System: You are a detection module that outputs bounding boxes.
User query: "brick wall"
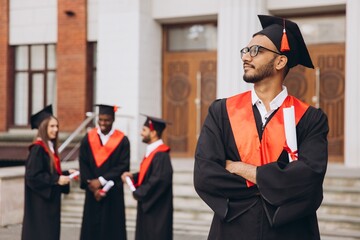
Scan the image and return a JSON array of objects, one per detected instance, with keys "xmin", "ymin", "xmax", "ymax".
[
  {"xmin": 57, "ymin": 0, "xmax": 88, "ymax": 132},
  {"xmin": 0, "ymin": 0, "xmax": 10, "ymax": 131}
]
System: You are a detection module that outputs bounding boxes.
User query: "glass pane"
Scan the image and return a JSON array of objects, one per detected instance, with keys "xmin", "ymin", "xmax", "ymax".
[
  {"xmin": 47, "ymin": 71, "xmax": 56, "ymax": 105},
  {"xmin": 32, "ymin": 73, "xmax": 45, "ymax": 114},
  {"xmin": 14, "ymin": 73, "xmax": 29, "ymax": 125},
  {"xmin": 168, "ymin": 24, "xmax": 217, "ymax": 51},
  {"xmin": 31, "ymin": 45, "xmax": 45, "ymax": 70},
  {"xmin": 291, "ymin": 15, "xmax": 345, "ymax": 44},
  {"xmin": 47, "ymin": 44, "xmax": 57, "ymax": 69},
  {"xmin": 15, "ymin": 46, "xmax": 28, "ymax": 71}
]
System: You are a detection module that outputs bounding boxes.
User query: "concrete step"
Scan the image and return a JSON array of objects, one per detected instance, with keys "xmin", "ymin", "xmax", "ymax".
[
  {"xmin": 319, "ymin": 200, "xmax": 360, "ymax": 217},
  {"xmin": 318, "ymin": 213, "xmax": 360, "ymax": 232},
  {"xmin": 61, "ymin": 162, "xmax": 360, "ymax": 240},
  {"xmin": 320, "ymin": 229, "xmax": 360, "ymax": 240}
]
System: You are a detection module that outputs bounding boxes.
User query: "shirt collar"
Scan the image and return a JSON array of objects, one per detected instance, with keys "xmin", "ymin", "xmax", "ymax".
[
  {"xmin": 145, "ymin": 139, "xmax": 164, "ymax": 157},
  {"xmin": 97, "ymin": 127, "xmax": 115, "ymax": 137},
  {"xmin": 251, "ymin": 86, "xmax": 288, "ymax": 110}
]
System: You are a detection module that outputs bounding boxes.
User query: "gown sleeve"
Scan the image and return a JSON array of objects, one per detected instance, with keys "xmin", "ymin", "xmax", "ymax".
[
  {"xmin": 25, "ymin": 145, "xmax": 60, "ymax": 199},
  {"xmin": 256, "ymin": 106, "xmax": 329, "ymax": 226},
  {"xmin": 79, "ymin": 135, "xmax": 94, "ymax": 190},
  {"xmin": 133, "ymin": 152, "xmax": 173, "ymax": 212},
  {"xmin": 194, "ymin": 99, "xmax": 259, "ymax": 221}
]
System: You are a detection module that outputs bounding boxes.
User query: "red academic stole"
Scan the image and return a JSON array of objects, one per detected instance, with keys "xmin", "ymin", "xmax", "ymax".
[
  {"xmin": 136, "ymin": 144, "xmax": 170, "ymax": 187},
  {"xmin": 32, "ymin": 140, "xmax": 62, "ymax": 175},
  {"xmin": 88, "ymin": 128, "xmax": 125, "ymax": 167},
  {"xmin": 226, "ymin": 91, "xmax": 309, "ymax": 187}
]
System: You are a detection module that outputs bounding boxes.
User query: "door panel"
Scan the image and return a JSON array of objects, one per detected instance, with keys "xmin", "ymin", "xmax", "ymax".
[
  {"xmin": 163, "ymin": 52, "xmax": 217, "ymax": 157},
  {"xmin": 285, "ymin": 43, "xmax": 345, "ymax": 163}
]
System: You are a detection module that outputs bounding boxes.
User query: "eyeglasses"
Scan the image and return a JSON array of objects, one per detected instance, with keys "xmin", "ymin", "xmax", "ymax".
[{"xmin": 240, "ymin": 45, "xmax": 281, "ymax": 58}]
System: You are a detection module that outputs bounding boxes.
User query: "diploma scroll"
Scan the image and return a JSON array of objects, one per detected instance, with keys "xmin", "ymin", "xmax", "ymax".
[
  {"xmin": 125, "ymin": 176, "xmax": 136, "ymax": 192},
  {"xmin": 68, "ymin": 171, "xmax": 80, "ymax": 180},
  {"xmin": 283, "ymin": 106, "xmax": 298, "ymax": 162},
  {"xmin": 99, "ymin": 180, "xmax": 114, "ymax": 196}
]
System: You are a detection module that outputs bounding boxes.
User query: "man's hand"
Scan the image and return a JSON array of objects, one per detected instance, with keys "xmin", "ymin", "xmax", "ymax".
[
  {"xmin": 226, "ymin": 160, "xmax": 257, "ymax": 184},
  {"xmin": 121, "ymin": 172, "xmax": 133, "ymax": 183},
  {"xmin": 87, "ymin": 179, "xmax": 102, "ymax": 192},
  {"xmin": 58, "ymin": 175, "xmax": 70, "ymax": 185},
  {"xmin": 94, "ymin": 189, "xmax": 104, "ymax": 201}
]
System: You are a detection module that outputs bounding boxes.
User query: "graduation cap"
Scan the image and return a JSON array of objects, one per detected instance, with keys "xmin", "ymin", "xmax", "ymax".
[
  {"xmin": 254, "ymin": 15, "xmax": 314, "ymax": 69},
  {"xmin": 30, "ymin": 105, "xmax": 53, "ymax": 129},
  {"xmin": 141, "ymin": 114, "xmax": 169, "ymax": 136},
  {"xmin": 94, "ymin": 104, "xmax": 119, "ymax": 117}
]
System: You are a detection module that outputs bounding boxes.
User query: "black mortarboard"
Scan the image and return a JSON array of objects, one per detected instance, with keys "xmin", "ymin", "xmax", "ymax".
[
  {"xmin": 254, "ymin": 15, "xmax": 314, "ymax": 69},
  {"xmin": 30, "ymin": 105, "xmax": 53, "ymax": 129},
  {"xmin": 142, "ymin": 114, "xmax": 168, "ymax": 135},
  {"xmin": 94, "ymin": 104, "xmax": 118, "ymax": 117}
]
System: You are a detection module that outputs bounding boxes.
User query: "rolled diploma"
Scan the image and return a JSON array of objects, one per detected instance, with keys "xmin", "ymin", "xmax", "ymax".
[
  {"xmin": 102, "ymin": 180, "xmax": 114, "ymax": 192},
  {"xmin": 125, "ymin": 176, "xmax": 136, "ymax": 192},
  {"xmin": 68, "ymin": 171, "xmax": 80, "ymax": 179},
  {"xmin": 283, "ymin": 106, "xmax": 297, "ymax": 162}
]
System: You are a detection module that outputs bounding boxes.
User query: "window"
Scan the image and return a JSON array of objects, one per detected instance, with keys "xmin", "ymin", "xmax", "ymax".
[
  {"xmin": 167, "ymin": 23, "xmax": 217, "ymax": 52},
  {"xmin": 14, "ymin": 44, "xmax": 56, "ymax": 126}
]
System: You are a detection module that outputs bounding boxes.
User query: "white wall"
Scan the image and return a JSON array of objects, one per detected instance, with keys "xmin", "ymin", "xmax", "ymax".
[
  {"xmin": 9, "ymin": 0, "xmax": 57, "ymax": 45},
  {"xmin": 96, "ymin": 0, "xmax": 162, "ymax": 162},
  {"xmin": 152, "ymin": 0, "xmax": 219, "ymax": 22},
  {"xmin": 267, "ymin": 0, "xmax": 346, "ymax": 14},
  {"xmin": 345, "ymin": 0, "xmax": 360, "ymax": 168}
]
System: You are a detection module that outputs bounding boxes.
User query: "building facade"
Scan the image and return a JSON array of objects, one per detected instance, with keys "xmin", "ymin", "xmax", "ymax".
[{"xmin": 0, "ymin": 0, "xmax": 359, "ymax": 167}]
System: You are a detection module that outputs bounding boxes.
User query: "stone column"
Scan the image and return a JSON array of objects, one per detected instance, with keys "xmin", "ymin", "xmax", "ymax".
[
  {"xmin": 217, "ymin": 0, "xmax": 267, "ymax": 98},
  {"xmin": 344, "ymin": 0, "xmax": 360, "ymax": 167},
  {"xmin": 97, "ymin": 0, "xmax": 161, "ymax": 161}
]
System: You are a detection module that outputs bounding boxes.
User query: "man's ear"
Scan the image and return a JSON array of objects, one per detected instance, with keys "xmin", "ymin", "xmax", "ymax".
[
  {"xmin": 150, "ymin": 130, "xmax": 158, "ymax": 139},
  {"xmin": 275, "ymin": 55, "xmax": 288, "ymax": 70}
]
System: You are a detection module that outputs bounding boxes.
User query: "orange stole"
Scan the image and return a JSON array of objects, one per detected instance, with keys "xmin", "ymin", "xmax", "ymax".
[
  {"xmin": 88, "ymin": 128, "xmax": 125, "ymax": 167},
  {"xmin": 226, "ymin": 91, "xmax": 309, "ymax": 186},
  {"xmin": 136, "ymin": 144, "xmax": 170, "ymax": 187},
  {"xmin": 33, "ymin": 140, "xmax": 62, "ymax": 175}
]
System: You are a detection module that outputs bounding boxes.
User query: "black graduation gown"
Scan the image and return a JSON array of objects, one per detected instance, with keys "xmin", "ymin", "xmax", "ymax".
[
  {"xmin": 79, "ymin": 132, "xmax": 130, "ymax": 240},
  {"xmin": 194, "ymin": 98, "xmax": 329, "ymax": 240},
  {"xmin": 22, "ymin": 144, "xmax": 70, "ymax": 240},
  {"xmin": 132, "ymin": 151, "xmax": 173, "ymax": 240}
]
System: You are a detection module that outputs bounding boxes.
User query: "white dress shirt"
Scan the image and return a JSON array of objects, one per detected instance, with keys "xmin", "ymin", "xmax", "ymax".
[
  {"xmin": 251, "ymin": 86, "xmax": 288, "ymax": 126},
  {"xmin": 145, "ymin": 139, "xmax": 164, "ymax": 157}
]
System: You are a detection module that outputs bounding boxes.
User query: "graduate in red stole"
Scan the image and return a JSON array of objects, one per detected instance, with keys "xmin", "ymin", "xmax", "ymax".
[
  {"xmin": 79, "ymin": 104, "xmax": 130, "ymax": 240},
  {"xmin": 22, "ymin": 105, "xmax": 75, "ymax": 240},
  {"xmin": 194, "ymin": 15, "xmax": 329, "ymax": 240},
  {"xmin": 122, "ymin": 115, "xmax": 173, "ymax": 240}
]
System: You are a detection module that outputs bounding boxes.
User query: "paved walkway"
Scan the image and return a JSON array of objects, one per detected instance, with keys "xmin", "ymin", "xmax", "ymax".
[{"xmin": 0, "ymin": 224, "xmax": 207, "ymax": 240}]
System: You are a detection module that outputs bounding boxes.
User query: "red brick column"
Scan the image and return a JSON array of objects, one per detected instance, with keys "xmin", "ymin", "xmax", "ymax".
[
  {"xmin": 0, "ymin": 0, "xmax": 10, "ymax": 131},
  {"xmin": 57, "ymin": 0, "xmax": 88, "ymax": 132}
]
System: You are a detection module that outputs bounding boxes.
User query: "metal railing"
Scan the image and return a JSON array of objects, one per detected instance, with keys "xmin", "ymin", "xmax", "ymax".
[{"xmin": 59, "ymin": 112, "xmax": 96, "ymax": 161}]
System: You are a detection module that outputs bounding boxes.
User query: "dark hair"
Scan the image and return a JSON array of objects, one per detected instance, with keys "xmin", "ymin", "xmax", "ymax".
[{"xmin": 35, "ymin": 116, "xmax": 59, "ymax": 173}]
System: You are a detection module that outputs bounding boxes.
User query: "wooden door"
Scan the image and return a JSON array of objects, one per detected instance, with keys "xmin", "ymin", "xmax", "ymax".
[
  {"xmin": 163, "ymin": 52, "xmax": 217, "ymax": 157},
  {"xmin": 285, "ymin": 43, "xmax": 345, "ymax": 162}
]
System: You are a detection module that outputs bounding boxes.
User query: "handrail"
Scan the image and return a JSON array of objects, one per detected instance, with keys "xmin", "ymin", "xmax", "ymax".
[{"xmin": 58, "ymin": 112, "xmax": 96, "ymax": 154}]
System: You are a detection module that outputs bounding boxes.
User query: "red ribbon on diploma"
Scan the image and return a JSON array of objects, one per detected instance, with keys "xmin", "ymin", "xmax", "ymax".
[{"xmin": 283, "ymin": 144, "xmax": 298, "ymax": 161}]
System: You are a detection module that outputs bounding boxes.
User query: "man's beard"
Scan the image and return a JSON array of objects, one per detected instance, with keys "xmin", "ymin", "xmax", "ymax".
[
  {"xmin": 142, "ymin": 135, "xmax": 151, "ymax": 143},
  {"xmin": 243, "ymin": 57, "xmax": 276, "ymax": 83}
]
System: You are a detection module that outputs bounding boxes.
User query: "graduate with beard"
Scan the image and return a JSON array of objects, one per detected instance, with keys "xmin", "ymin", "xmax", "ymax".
[
  {"xmin": 122, "ymin": 115, "xmax": 173, "ymax": 240},
  {"xmin": 22, "ymin": 105, "xmax": 76, "ymax": 240},
  {"xmin": 79, "ymin": 104, "xmax": 130, "ymax": 240},
  {"xmin": 194, "ymin": 15, "xmax": 329, "ymax": 240}
]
